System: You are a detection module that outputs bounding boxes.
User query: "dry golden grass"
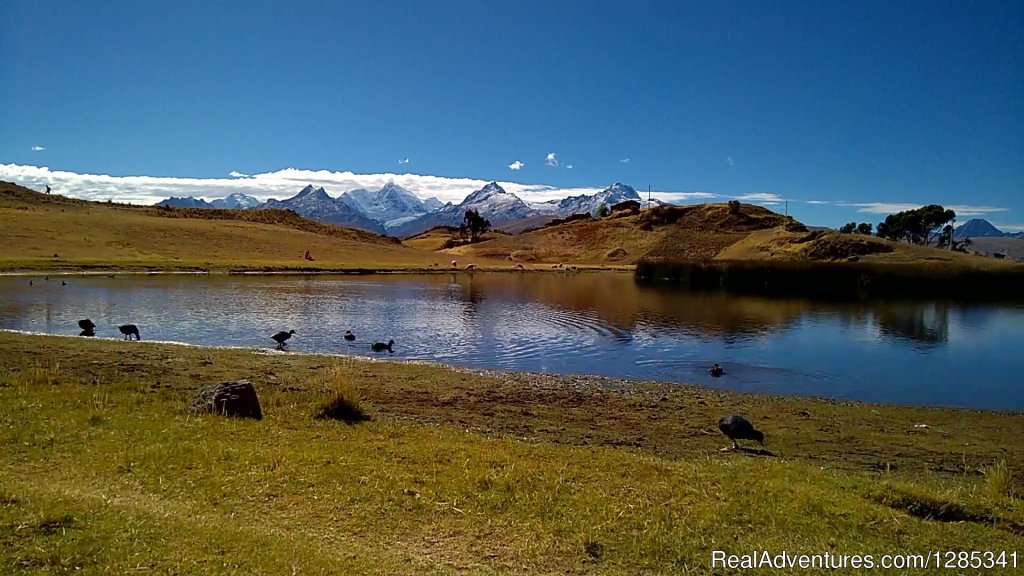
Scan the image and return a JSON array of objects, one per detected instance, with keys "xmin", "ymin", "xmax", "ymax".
[
  {"xmin": 446, "ymin": 203, "xmax": 796, "ymax": 265},
  {"xmin": 718, "ymin": 227, "xmax": 1019, "ymax": 270},
  {"xmin": 1, "ymin": 332, "xmax": 1022, "ymax": 574},
  {"xmin": 0, "ymin": 182, "xmax": 508, "ymax": 272}
]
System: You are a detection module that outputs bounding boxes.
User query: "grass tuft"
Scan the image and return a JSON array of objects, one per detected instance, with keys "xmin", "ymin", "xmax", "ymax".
[{"xmin": 313, "ymin": 367, "xmax": 371, "ymax": 424}]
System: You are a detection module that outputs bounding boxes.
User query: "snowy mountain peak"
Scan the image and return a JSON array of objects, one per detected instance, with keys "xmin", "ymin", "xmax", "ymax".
[
  {"xmin": 295, "ymin": 184, "xmax": 329, "ymax": 199},
  {"xmin": 603, "ymin": 183, "xmax": 640, "ymax": 200},
  {"xmin": 211, "ymin": 192, "xmax": 261, "ymax": 209},
  {"xmin": 463, "ymin": 181, "xmax": 507, "ymax": 203}
]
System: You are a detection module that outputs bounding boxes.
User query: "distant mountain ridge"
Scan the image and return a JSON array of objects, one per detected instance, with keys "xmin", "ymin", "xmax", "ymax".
[
  {"xmin": 261, "ymin": 185, "xmax": 386, "ymax": 234},
  {"xmin": 953, "ymin": 219, "xmax": 1024, "ymax": 239},
  {"xmin": 152, "ymin": 181, "xmax": 665, "ymax": 237},
  {"xmin": 389, "ymin": 181, "xmax": 536, "ymax": 238}
]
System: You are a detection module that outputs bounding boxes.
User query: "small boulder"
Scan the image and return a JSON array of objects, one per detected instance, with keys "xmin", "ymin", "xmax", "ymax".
[{"xmin": 188, "ymin": 380, "xmax": 263, "ymax": 419}]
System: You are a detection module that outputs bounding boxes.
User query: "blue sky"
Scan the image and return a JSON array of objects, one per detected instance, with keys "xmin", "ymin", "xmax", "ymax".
[{"xmin": 2, "ymin": 0, "xmax": 1022, "ymax": 229}]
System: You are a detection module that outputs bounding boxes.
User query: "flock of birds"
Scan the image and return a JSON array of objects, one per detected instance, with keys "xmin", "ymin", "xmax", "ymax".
[
  {"xmin": 75, "ymin": 320, "xmax": 395, "ymax": 354},
  {"xmin": 76, "ymin": 318, "xmax": 139, "ymax": 340},
  {"xmin": 270, "ymin": 328, "xmax": 394, "ymax": 353},
  {"xmin": 70, "ymin": 318, "xmax": 762, "ymax": 451}
]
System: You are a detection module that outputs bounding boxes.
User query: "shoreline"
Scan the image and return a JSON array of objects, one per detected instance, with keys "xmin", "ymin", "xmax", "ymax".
[
  {"xmin": 0, "ymin": 328, "xmax": 1019, "ymax": 415},
  {"xmin": 2, "ymin": 330, "xmax": 1021, "ymax": 476}
]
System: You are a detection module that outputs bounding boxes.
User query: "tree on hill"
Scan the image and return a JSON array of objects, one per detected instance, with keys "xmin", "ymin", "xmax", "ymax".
[
  {"xmin": 876, "ymin": 205, "xmax": 956, "ymax": 246},
  {"xmin": 839, "ymin": 222, "xmax": 873, "ymax": 235},
  {"xmin": 462, "ymin": 209, "xmax": 491, "ymax": 242},
  {"xmin": 596, "ymin": 204, "xmax": 609, "ymax": 217}
]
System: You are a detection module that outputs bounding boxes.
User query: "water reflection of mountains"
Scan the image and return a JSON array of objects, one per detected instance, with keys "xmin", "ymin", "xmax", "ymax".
[{"xmin": 442, "ymin": 273, "xmax": 966, "ymax": 347}]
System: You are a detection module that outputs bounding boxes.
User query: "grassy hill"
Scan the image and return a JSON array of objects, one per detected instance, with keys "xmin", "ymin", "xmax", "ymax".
[
  {"xmin": 446, "ymin": 203, "xmax": 804, "ymax": 265},
  {"xmin": 0, "ymin": 181, "xmax": 501, "ymax": 272},
  {"xmin": 716, "ymin": 227, "xmax": 1020, "ymax": 268}
]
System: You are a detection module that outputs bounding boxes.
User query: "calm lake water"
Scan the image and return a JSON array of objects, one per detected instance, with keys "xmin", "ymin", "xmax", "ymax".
[{"xmin": 2, "ymin": 272, "xmax": 1022, "ymax": 410}]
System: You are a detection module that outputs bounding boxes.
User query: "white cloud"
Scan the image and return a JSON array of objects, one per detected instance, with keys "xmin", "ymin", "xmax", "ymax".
[
  {"xmin": 993, "ymin": 223, "xmax": 1024, "ymax": 232},
  {"xmin": 546, "ymin": 152, "xmax": 559, "ymax": 167},
  {"xmin": 31, "ymin": 146, "xmax": 46, "ymax": 152},
  {"xmin": 0, "ymin": 163, "xmax": 609, "ymax": 205},
  {"xmin": 725, "ymin": 155, "xmax": 734, "ymax": 166},
  {"xmin": 805, "ymin": 200, "xmax": 830, "ymax": 205},
  {"xmin": 0, "ymin": 163, "xmax": 744, "ymax": 208},
  {"xmin": 565, "ymin": 164, "xmax": 573, "ymax": 169},
  {"xmin": 839, "ymin": 202, "xmax": 1009, "ymax": 216},
  {"xmin": 620, "ymin": 158, "xmax": 630, "ymax": 164},
  {"xmin": 735, "ymin": 192, "xmax": 784, "ymax": 203},
  {"xmin": 507, "ymin": 160, "xmax": 524, "ymax": 171},
  {"xmin": 653, "ymin": 191, "xmax": 718, "ymax": 202},
  {"xmin": 945, "ymin": 205, "xmax": 1010, "ymax": 217},
  {"xmin": 228, "ymin": 170, "xmax": 249, "ymax": 178},
  {"xmin": 398, "ymin": 158, "xmax": 410, "ymax": 164}
]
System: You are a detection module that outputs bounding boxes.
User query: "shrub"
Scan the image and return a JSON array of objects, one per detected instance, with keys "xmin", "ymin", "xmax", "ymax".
[{"xmin": 313, "ymin": 368, "xmax": 370, "ymax": 424}]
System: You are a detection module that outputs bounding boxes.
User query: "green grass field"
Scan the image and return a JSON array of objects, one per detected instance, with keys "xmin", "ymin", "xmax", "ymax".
[{"xmin": 1, "ymin": 332, "xmax": 1021, "ymax": 574}]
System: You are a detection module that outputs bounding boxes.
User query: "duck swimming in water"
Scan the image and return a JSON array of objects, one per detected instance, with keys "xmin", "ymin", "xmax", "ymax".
[
  {"xmin": 371, "ymin": 339, "xmax": 395, "ymax": 352},
  {"xmin": 709, "ymin": 363, "xmax": 724, "ymax": 377},
  {"xmin": 343, "ymin": 330, "xmax": 355, "ymax": 341}
]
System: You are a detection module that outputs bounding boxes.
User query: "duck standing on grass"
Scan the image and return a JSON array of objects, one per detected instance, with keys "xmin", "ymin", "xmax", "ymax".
[{"xmin": 718, "ymin": 414, "xmax": 765, "ymax": 450}]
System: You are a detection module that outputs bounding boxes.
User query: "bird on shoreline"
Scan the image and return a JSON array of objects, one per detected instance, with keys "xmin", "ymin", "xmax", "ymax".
[
  {"xmin": 718, "ymin": 414, "xmax": 765, "ymax": 450},
  {"xmin": 118, "ymin": 324, "xmax": 141, "ymax": 341},
  {"xmin": 344, "ymin": 330, "xmax": 355, "ymax": 341},
  {"xmin": 272, "ymin": 329, "xmax": 296, "ymax": 350},
  {"xmin": 78, "ymin": 319, "xmax": 96, "ymax": 337},
  {"xmin": 371, "ymin": 339, "xmax": 395, "ymax": 352}
]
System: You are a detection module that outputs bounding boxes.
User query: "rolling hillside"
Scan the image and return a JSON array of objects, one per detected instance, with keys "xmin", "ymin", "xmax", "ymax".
[
  {"xmin": 446, "ymin": 202, "xmax": 803, "ymax": 264},
  {"xmin": 0, "ymin": 181, "xmax": 475, "ymax": 271}
]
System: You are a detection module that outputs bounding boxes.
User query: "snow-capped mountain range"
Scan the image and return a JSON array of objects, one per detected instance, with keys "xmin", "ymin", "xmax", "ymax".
[
  {"xmin": 261, "ymin": 185, "xmax": 386, "ymax": 234},
  {"xmin": 154, "ymin": 181, "xmax": 652, "ymax": 237}
]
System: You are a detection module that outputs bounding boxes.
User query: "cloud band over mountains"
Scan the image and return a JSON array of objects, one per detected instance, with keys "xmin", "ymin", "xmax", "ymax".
[
  {"xmin": 0, "ymin": 164, "xmax": 721, "ymax": 207},
  {"xmin": 0, "ymin": 164, "xmax": 1011, "ymax": 221}
]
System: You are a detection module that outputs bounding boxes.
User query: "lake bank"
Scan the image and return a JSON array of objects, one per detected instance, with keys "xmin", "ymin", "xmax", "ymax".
[
  {"xmin": 1, "ymin": 331, "xmax": 1021, "ymax": 574},
  {"xmin": 4, "ymin": 273, "xmax": 1023, "ymax": 410}
]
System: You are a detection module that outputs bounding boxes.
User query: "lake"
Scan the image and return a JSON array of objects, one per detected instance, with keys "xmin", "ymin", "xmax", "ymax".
[{"xmin": 2, "ymin": 272, "xmax": 1022, "ymax": 410}]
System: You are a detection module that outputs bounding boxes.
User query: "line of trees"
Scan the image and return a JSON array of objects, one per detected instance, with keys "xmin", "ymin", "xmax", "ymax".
[
  {"xmin": 838, "ymin": 222, "xmax": 873, "ymax": 235},
  {"xmin": 874, "ymin": 205, "xmax": 956, "ymax": 247}
]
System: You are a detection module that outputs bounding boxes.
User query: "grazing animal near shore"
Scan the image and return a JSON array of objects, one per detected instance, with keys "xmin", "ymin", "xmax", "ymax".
[
  {"xmin": 465, "ymin": 263, "xmax": 476, "ymax": 270},
  {"xmin": 451, "ymin": 260, "xmax": 457, "ymax": 268},
  {"xmin": 718, "ymin": 414, "xmax": 765, "ymax": 450},
  {"xmin": 78, "ymin": 319, "xmax": 96, "ymax": 337},
  {"xmin": 272, "ymin": 329, "xmax": 296, "ymax": 350},
  {"xmin": 709, "ymin": 363, "xmax": 724, "ymax": 377},
  {"xmin": 118, "ymin": 324, "xmax": 141, "ymax": 340},
  {"xmin": 371, "ymin": 339, "xmax": 395, "ymax": 352},
  {"xmin": 344, "ymin": 330, "xmax": 355, "ymax": 341}
]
